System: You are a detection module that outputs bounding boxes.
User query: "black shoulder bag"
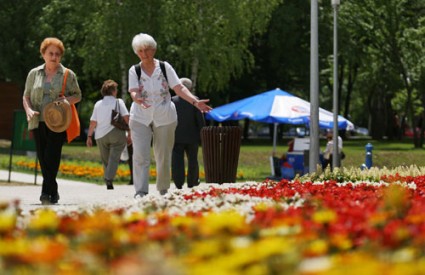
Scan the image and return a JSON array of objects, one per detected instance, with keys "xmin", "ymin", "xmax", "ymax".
[{"xmin": 111, "ymin": 99, "xmax": 129, "ymax": 131}]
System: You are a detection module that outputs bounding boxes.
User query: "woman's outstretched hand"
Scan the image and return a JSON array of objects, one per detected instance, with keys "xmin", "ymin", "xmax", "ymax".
[{"xmin": 194, "ymin": 99, "xmax": 212, "ymax": 113}]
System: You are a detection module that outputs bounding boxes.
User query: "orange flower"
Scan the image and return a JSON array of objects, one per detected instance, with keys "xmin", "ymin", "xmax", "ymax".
[{"xmin": 18, "ymin": 237, "xmax": 67, "ymax": 264}]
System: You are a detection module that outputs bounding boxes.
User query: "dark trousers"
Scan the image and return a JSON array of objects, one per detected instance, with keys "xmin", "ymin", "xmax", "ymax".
[
  {"xmin": 323, "ymin": 155, "xmax": 332, "ymax": 170},
  {"xmin": 33, "ymin": 122, "xmax": 65, "ymax": 197},
  {"xmin": 323, "ymin": 153, "xmax": 343, "ymax": 171},
  {"xmin": 172, "ymin": 143, "xmax": 199, "ymax": 188},
  {"xmin": 127, "ymin": 143, "xmax": 134, "ymax": 185}
]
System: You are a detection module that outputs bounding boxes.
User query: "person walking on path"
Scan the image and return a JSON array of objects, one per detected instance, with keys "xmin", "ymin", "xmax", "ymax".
[
  {"xmin": 127, "ymin": 33, "xmax": 212, "ymax": 199},
  {"xmin": 172, "ymin": 78, "xmax": 205, "ymax": 189},
  {"xmin": 22, "ymin": 37, "xmax": 81, "ymax": 205},
  {"xmin": 323, "ymin": 131, "xmax": 344, "ymax": 170},
  {"xmin": 86, "ymin": 80, "xmax": 130, "ymax": 190}
]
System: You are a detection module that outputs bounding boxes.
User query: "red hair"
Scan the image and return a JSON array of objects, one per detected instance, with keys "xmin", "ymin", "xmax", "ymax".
[{"xmin": 40, "ymin": 37, "xmax": 65, "ymax": 55}]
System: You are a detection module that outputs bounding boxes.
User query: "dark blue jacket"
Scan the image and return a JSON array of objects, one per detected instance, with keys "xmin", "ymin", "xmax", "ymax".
[{"xmin": 172, "ymin": 96, "xmax": 205, "ymax": 144}]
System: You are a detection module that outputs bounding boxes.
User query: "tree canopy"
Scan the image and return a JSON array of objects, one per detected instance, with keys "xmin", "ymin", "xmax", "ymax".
[{"xmin": 0, "ymin": 0, "xmax": 424, "ymax": 144}]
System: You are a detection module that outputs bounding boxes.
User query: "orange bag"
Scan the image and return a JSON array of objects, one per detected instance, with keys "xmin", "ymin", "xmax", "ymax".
[
  {"xmin": 61, "ymin": 69, "xmax": 80, "ymax": 143},
  {"xmin": 67, "ymin": 103, "xmax": 80, "ymax": 143}
]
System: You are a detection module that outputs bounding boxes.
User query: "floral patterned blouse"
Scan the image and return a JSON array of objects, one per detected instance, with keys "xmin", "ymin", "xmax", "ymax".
[{"xmin": 127, "ymin": 60, "xmax": 181, "ymax": 127}]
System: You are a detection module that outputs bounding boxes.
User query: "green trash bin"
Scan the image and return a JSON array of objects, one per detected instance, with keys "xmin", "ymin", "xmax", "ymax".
[{"xmin": 201, "ymin": 126, "xmax": 241, "ymax": 184}]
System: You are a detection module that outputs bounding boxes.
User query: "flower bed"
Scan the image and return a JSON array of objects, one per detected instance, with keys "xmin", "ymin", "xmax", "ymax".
[
  {"xmin": 12, "ymin": 159, "xmax": 245, "ymax": 182},
  {"xmin": 2, "ymin": 169, "xmax": 425, "ymax": 274}
]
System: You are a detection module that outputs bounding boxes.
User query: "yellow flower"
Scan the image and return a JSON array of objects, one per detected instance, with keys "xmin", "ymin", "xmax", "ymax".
[
  {"xmin": 124, "ymin": 211, "xmax": 147, "ymax": 223},
  {"xmin": 28, "ymin": 208, "xmax": 59, "ymax": 231},
  {"xmin": 0, "ymin": 210, "xmax": 16, "ymax": 233},
  {"xmin": 253, "ymin": 202, "xmax": 269, "ymax": 212},
  {"xmin": 200, "ymin": 211, "xmax": 246, "ymax": 236},
  {"xmin": 368, "ymin": 212, "xmax": 388, "ymax": 227},
  {"xmin": 313, "ymin": 209, "xmax": 337, "ymax": 224},
  {"xmin": 305, "ymin": 239, "xmax": 329, "ymax": 256},
  {"xmin": 331, "ymin": 234, "xmax": 352, "ymax": 250},
  {"xmin": 187, "ymin": 237, "xmax": 299, "ymax": 275},
  {"xmin": 0, "ymin": 239, "xmax": 28, "ymax": 256},
  {"xmin": 383, "ymin": 184, "xmax": 410, "ymax": 218},
  {"xmin": 254, "ymin": 237, "xmax": 296, "ymax": 259},
  {"xmin": 189, "ymin": 239, "xmax": 223, "ymax": 259},
  {"xmin": 171, "ymin": 215, "xmax": 196, "ymax": 229},
  {"xmin": 19, "ymin": 236, "xmax": 67, "ymax": 264},
  {"xmin": 394, "ymin": 225, "xmax": 410, "ymax": 243}
]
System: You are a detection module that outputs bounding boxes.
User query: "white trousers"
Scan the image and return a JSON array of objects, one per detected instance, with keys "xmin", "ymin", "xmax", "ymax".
[{"xmin": 130, "ymin": 120, "xmax": 177, "ymax": 194}]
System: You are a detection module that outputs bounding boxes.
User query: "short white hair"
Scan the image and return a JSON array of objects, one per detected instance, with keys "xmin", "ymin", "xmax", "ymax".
[
  {"xmin": 180, "ymin": 78, "xmax": 192, "ymax": 90},
  {"xmin": 132, "ymin": 33, "xmax": 157, "ymax": 53}
]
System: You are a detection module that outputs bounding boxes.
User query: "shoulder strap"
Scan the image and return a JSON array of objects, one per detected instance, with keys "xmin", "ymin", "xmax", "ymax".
[
  {"xmin": 134, "ymin": 63, "xmax": 141, "ymax": 81},
  {"xmin": 159, "ymin": 61, "xmax": 168, "ymax": 83},
  {"xmin": 60, "ymin": 69, "xmax": 69, "ymax": 97},
  {"xmin": 134, "ymin": 61, "xmax": 168, "ymax": 83}
]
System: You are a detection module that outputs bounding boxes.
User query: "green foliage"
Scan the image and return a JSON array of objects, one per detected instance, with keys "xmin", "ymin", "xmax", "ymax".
[
  {"xmin": 258, "ymin": 0, "xmax": 311, "ymax": 93},
  {"xmin": 1, "ymin": 0, "xmax": 424, "ymax": 145},
  {"xmin": 0, "ymin": 0, "xmax": 51, "ymax": 85},
  {"xmin": 25, "ymin": 0, "xmax": 281, "ymax": 121},
  {"xmin": 159, "ymin": 0, "xmax": 282, "ymax": 94},
  {"xmin": 339, "ymin": 0, "xmax": 425, "ymax": 139},
  {"xmin": 35, "ymin": 0, "xmax": 281, "ymax": 96}
]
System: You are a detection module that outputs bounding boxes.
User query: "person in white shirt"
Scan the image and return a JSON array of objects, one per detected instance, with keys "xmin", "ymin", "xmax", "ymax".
[
  {"xmin": 86, "ymin": 80, "xmax": 130, "ymax": 190},
  {"xmin": 323, "ymin": 131, "xmax": 344, "ymax": 169},
  {"xmin": 127, "ymin": 33, "xmax": 212, "ymax": 199}
]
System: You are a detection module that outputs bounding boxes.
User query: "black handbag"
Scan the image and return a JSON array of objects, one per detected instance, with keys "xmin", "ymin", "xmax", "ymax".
[{"xmin": 111, "ymin": 100, "xmax": 129, "ymax": 131}]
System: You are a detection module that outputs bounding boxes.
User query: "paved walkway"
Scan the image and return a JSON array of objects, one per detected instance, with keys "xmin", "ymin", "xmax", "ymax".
[{"xmin": 0, "ymin": 169, "xmax": 180, "ymax": 214}]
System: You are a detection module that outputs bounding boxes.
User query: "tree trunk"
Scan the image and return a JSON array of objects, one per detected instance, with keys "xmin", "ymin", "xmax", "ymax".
[
  {"xmin": 344, "ymin": 62, "xmax": 358, "ymax": 120},
  {"xmin": 420, "ymin": 84, "xmax": 425, "ymax": 148},
  {"xmin": 118, "ymin": 28, "xmax": 129, "ymax": 103},
  {"xmin": 386, "ymin": 95, "xmax": 396, "ymax": 140},
  {"xmin": 190, "ymin": 57, "xmax": 199, "ymax": 95},
  {"xmin": 338, "ymin": 57, "xmax": 344, "ymax": 116},
  {"xmin": 369, "ymin": 86, "xmax": 386, "ymax": 139}
]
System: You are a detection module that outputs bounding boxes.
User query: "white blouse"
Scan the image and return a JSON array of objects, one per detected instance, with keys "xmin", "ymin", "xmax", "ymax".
[
  {"xmin": 128, "ymin": 60, "xmax": 181, "ymax": 127},
  {"xmin": 90, "ymin": 96, "xmax": 128, "ymax": 139}
]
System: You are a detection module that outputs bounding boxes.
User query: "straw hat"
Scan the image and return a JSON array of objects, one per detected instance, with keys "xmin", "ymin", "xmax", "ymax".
[{"xmin": 43, "ymin": 99, "xmax": 72, "ymax": 132}]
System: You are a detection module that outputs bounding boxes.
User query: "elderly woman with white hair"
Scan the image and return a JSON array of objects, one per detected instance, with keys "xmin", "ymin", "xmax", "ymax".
[{"xmin": 128, "ymin": 33, "xmax": 212, "ymax": 199}]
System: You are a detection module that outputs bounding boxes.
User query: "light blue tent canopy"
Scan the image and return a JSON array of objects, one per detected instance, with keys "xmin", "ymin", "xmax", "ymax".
[
  {"xmin": 206, "ymin": 88, "xmax": 352, "ymax": 129},
  {"xmin": 206, "ymin": 88, "xmax": 353, "ymax": 164}
]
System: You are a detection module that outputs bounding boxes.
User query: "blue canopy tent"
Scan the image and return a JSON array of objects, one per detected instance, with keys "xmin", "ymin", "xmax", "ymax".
[
  {"xmin": 205, "ymin": 88, "xmax": 353, "ymax": 175},
  {"xmin": 206, "ymin": 88, "xmax": 351, "ymax": 128}
]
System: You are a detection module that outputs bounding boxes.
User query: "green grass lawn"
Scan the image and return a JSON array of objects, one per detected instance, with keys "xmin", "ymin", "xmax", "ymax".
[
  {"xmin": 236, "ymin": 137, "xmax": 425, "ymax": 180},
  {"xmin": 2, "ymin": 137, "xmax": 425, "ymax": 183}
]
